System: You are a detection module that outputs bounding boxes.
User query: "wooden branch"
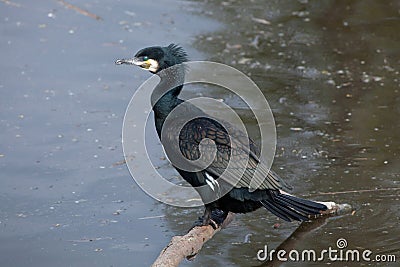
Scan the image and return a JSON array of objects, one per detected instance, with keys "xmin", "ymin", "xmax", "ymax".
[
  {"xmin": 316, "ymin": 201, "xmax": 352, "ymax": 216},
  {"xmin": 151, "ymin": 212, "xmax": 235, "ymax": 267},
  {"xmin": 151, "ymin": 201, "xmax": 352, "ymax": 267}
]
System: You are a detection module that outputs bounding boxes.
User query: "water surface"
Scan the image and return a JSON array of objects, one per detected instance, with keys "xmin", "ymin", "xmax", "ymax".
[{"xmin": 0, "ymin": 0, "xmax": 399, "ymax": 266}]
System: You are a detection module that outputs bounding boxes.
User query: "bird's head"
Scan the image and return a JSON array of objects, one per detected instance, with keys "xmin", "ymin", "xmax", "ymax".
[{"xmin": 116, "ymin": 44, "xmax": 188, "ymax": 74}]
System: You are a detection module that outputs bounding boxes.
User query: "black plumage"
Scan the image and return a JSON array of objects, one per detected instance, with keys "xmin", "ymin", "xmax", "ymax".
[{"xmin": 116, "ymin": 44, "xmax": 327, "ymax": 227}]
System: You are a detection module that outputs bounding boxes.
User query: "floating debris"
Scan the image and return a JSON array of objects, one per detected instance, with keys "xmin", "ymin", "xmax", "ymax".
[
  {"xmin": 68, "ymin": 237, "xmax": 112, "ymax": 243},
  {"xmin": 226, "ymin": 43, "xmax": 242, "ymax": 50},
  {"xmin": 1, "ymin": 0, "xmax": 21, "ymax": 7},
  {"xmin": 244, "ymin": 233, "xmax": 252, "ymax": 243},
  {"xmin": 138, "ymin": 215, "xmax": 165, "ymax": 220},
  {"xmin": 124, "ymin": 10, "xmax": 136, "ymax": 17},
  {"xmin": 112, "ymin": 160, "xmax": 126, "ymax": 167},
  {"xmin": 238, "ymin": 58, "xmax": 251, "ymax": 64},
  {"xmin": 74, "ymin": 199, "xmax": 88, "ymax": 204},
  {"xmin": 58, "ymin": 0, "xmax": 102, "ymax": 20},
  {"xmin": 290, "ymin": 127, "xmax": 303, "ymax": 132},
  {"xmin": 251, "ymin": 17, "xmax": 271, "ymax": 25}
]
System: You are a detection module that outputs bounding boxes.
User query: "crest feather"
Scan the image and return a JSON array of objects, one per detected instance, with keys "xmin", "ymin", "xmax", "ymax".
[{"xmin": 165, "ymin": 43, "xmax": 188, "ymax": 63}]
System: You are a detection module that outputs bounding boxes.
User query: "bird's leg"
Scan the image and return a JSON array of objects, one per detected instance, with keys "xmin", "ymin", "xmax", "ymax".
[
  {"xmin": 210, "ymin": 209, "xmax": 229, "ymax": 227},
  {"xmin": 193, "ymin": 206, "xmax": 213, "ymax": 228},
  {"xmin": 193, "ymin": 207, "xmax": 228, "ymax": 230}
]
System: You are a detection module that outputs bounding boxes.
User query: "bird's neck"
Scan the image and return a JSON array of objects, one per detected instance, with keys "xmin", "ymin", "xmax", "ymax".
[{"xmin": 151, "ymin": 67, "xmax": 185, "ymax": 136}]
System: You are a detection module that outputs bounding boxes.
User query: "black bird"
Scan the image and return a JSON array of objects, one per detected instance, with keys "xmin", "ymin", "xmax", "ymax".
[{"xmin": 116, "ymin": 44, "xmax": 327, "ymax": 227}]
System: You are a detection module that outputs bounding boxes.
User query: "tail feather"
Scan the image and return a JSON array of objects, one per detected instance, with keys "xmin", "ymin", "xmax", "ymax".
[
  {"xmin": 275, "ymin": 194, "xmax": 327, "ymax": 215},
  {"xmin": 261, "ymin": 199, "xmax": 309, "ymax": 222},
  {"xmin": 260, "ymin": 200, "xmax": 291, "ymax": 221},
  {"xmin": 260, "ymin": 191, "xmax": 328, "ymax": 222}
]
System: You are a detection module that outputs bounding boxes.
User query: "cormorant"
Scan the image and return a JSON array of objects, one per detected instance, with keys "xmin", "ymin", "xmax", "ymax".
[{"xmin": 116, "ymin": 44, "xmax": 327, "ymax": 227}]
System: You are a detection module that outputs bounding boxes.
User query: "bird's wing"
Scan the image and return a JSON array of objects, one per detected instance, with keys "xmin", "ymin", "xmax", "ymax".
[{"xmin": 175, "ymin": 117, "xmax": 290, "ymax": 191}]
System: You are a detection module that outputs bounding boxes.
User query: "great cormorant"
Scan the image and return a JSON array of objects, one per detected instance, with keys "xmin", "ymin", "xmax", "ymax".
[{"xmin": 116, "ymin": 44, "xmax": 327, "ymax": 227}]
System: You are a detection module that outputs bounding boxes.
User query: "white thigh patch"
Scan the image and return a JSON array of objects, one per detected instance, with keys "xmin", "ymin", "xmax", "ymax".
[{"xmin": 205, "ymin": 172, "xmax": 219, "ymax": 192}]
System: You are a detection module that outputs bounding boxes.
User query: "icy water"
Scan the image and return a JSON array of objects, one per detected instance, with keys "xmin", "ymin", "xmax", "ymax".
[{"xmin": 0, "ymin": 0, "xmax": 399, "ymax": 266}]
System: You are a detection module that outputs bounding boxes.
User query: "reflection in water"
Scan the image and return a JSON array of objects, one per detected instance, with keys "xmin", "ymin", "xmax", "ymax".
[{"xmin": 166, "ymin": 0, "xmax": 400, "ymax": 266}]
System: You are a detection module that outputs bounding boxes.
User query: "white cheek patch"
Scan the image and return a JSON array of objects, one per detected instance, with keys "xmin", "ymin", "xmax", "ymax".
[
  {"xmin": 148, "ymin": 59, "xmax": 159, "ymax": 72},
  {"xmin": 205, "ymin": 172, "xmax": 219, "ymax": 192}
]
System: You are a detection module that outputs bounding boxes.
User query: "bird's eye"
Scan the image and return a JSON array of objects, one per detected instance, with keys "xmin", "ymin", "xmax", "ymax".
[{"xmin": 143, "ymin": 56, "xmax": 149, "ymax": 61}]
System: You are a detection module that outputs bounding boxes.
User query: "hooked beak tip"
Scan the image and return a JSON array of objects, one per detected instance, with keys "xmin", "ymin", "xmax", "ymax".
[
  {"xmin": 115, "ymin": 59, "xmax": 129, "ymax": 65},
  {"xmin": 115, "ymin": 57, "xmax": 144, "ymax": 67}
]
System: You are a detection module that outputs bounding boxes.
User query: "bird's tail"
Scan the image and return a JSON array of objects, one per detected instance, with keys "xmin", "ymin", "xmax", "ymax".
[{"xmin": 260, "ymin": 191, "xmax": 327, "ymax": 222}]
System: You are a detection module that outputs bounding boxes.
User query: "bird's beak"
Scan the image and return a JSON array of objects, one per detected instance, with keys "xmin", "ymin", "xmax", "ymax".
[
  {"xmin": 115, "ymin": 57, "xmax": 143, "ymax": 66},
  {"xmin": 116, "ymin": 57, "xmax": 159, "ymax": 73}
]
